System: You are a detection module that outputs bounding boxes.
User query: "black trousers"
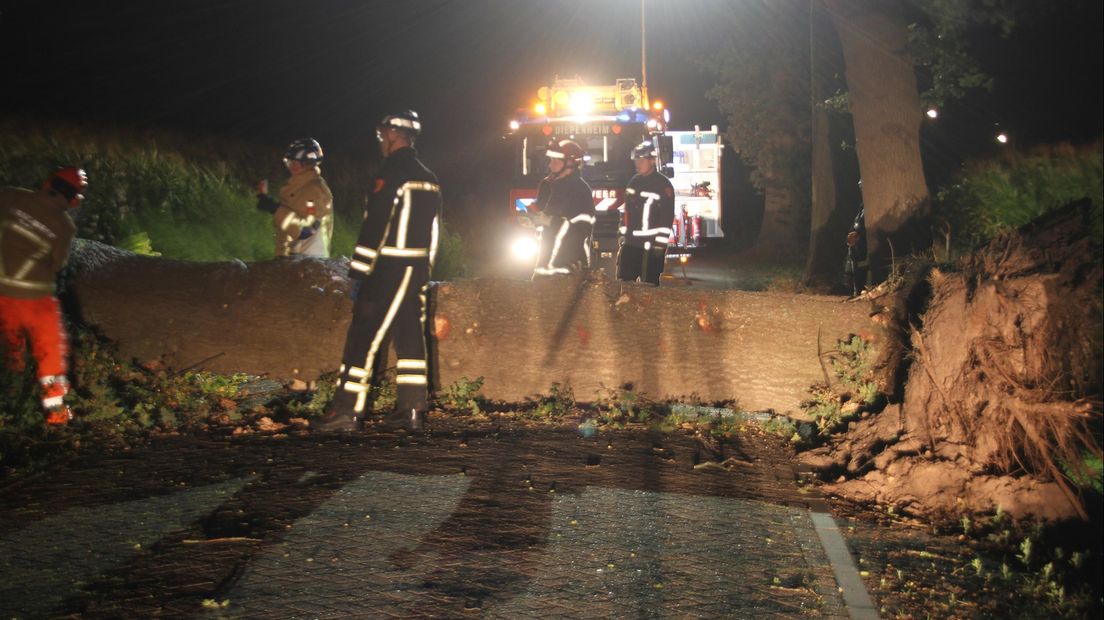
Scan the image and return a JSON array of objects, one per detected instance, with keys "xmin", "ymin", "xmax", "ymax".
[
  {"xmin": 617, "ymin": 242, "xmax": 665, "ymax": 284},
  {"xmin": 546, "ymin": 218, "xmax": 592, "ymax": 273},
  {"xmin": 335, "ymin": 260, "xmax": 430, "ymax": 414}
]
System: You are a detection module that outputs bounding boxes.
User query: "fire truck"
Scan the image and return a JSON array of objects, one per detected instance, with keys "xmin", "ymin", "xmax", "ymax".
[
  {"xmin": 667, "ymin": 126, "xmax": 725, "ymax": 249},
  {"xmin": 503, "ymin": 76, "xmax": 669, "ymax": 273}
]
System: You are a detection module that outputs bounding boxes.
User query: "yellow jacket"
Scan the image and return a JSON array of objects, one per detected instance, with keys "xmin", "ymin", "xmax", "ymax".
[
  {"xmin": 0, "ymin": 187, "xmax": 76, "ymax": 299},
  {"xmin": 273, "ymin": 167, "xmax": 333, "ymax": 257}
]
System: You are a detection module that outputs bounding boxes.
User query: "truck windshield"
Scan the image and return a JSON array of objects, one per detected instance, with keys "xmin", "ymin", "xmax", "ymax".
[{"xmin": 513, "ymin": 123, "xmax": 647, "ymax": 188}]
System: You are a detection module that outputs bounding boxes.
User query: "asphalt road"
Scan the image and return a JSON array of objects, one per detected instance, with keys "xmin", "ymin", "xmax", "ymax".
[{"xmin": 0, "ymin": 419, "xmax": 865, "ymax": 619}]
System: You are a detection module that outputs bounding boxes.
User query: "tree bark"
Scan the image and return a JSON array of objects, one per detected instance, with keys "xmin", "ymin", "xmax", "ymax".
[
  {"xmin": 804, "ymin": 103, "xmax": 839, "ymax": 289},
  {"xmin": 63, "ymin": 241, "xmax": 874, "ymax": 414},
  {"xmin": 826, "ymin": 0, "xmax": 931, "ymax": 281},
  {"xmin": 748, "ymin": 183, "xmax": 801, "ymax": 260},
  {"xmin": 804, "ymin": 0, "xmax": 851, "ymax": 290}
]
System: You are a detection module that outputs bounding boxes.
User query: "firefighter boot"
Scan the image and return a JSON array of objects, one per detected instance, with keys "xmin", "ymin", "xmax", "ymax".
[
  {"xmin": 381, "ymin": 408, "xmax": 426, "ymax": 433},
  {"xmin": 45, "ymin": 405, "xmax": 73, "ymax": 427},
  {"xmin": 40, "ymin": 375, "xmax": 72, "ymax": 427},
  {"xmin": 316, "ymin": 389, "xmax": 362, "ymax": 432}
]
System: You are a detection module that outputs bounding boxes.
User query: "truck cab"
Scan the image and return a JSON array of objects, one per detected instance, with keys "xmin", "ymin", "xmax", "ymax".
[{"xmin": 503, "ymin": 77, "xmax": 669, "ymax": 275}]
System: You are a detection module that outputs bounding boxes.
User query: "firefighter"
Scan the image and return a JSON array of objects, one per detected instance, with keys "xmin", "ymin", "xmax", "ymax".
[
  {"xmin": 617, "ymin": 140, "xmax": 675, "ymax": 285},
  {"xmin": 533, "ymin": 139, "xmax": 594, "ymax": 276},
  {"xmin": 844, "ymin": 180, "xmax": 868, "ymax": 297},
  {"xmin": 0, "ymin": 167, "xmax": 85, "ymax": 426},
  {"xmin": 320, "ymin": 110, "xmax": 442, "ymax": 432},
  {"xmin": 256, "ymin": 138, "xmax": 334, "ymax": 257},
  {"xmin": 531, "ymin": 141, "xmax": 558, "ymax": 272}
]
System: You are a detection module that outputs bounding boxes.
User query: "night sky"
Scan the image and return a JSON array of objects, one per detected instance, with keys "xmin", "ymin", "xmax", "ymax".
[{"xmin": 1, "ymin": 0, "xmax": 1100, "ymax": 189}]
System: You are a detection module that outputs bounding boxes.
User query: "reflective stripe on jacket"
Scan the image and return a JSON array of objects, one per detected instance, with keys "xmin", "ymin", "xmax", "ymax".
[
  {"xmin": 350, "ymin": 147, "xmax": 442, "ymax": 278},
  {"xmin": 273, "ymin": 167, "xmax": 334, "ymax": 257},
  {"xmin": 0, "ymin": 187, "xmax": 75, "ymax": 298}
]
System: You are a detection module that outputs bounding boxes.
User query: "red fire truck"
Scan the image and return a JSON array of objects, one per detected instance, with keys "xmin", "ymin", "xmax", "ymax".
[{"xmin": 503, "ymin": 76, "xmax": 669, "ymax": 274}]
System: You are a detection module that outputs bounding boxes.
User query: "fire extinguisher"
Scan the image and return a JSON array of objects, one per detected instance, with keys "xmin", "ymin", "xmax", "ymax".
[
  {"xmin": 690, "ymin": 214, "xmax": 703, "ymax": 247},
  {"xmin": 679, "ymin": 207, "xmax": 691, "ymax": 247},
  {"xmin": 672, "ymin": 212, "xmax": 682, "ymax": 247}
]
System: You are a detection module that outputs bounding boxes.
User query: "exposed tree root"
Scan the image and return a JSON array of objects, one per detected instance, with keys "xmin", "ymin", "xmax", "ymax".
[{"xmin": 805, "ymin": 201, "xmax": 1103, "ymax": 523}]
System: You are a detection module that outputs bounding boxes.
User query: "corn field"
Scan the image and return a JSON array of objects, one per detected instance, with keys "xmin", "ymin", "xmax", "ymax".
[{"xmin": 0, "ymin": 117, "xmax": 468, "ymax": 276}]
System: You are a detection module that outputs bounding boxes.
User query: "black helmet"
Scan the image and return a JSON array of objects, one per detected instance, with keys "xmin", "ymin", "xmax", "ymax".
[
  {"xmin": 378, "ymin": 110, "xmax": 422, "ymax": 137},
  {"xmin": 630, "ymin": 140, "xmax": 658, "ymax": 160},
  {"xmin": 546, "ymin": 139, "xmax": 587, "ymax": 166},
  {"xmin": 284, "ymin": 138, "xmax": 324, "ymax": 165}
]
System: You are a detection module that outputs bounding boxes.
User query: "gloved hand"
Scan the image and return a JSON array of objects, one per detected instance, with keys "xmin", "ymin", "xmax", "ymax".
[
  {"xmin": 349, "ymin": 279, "xmax": 362, "ymax": 301},
  {"xmin": 298, "ymin": 220, "xmax": 321, "ymax": 240},
  {"xmin": 256, "ymin": 195, "xmax": 280, "ymax": 214}
]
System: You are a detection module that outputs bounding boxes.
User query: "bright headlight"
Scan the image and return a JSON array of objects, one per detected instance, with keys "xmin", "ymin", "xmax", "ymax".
[{"xmin": 511, "ymin": 236, "xmax": 539, "ymax": 261}]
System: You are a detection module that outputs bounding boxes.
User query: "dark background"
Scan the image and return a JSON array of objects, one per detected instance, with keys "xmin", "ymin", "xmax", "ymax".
[{"xmin": 1, "ymin": 0, "xmax": 1100, "ymax": 209}]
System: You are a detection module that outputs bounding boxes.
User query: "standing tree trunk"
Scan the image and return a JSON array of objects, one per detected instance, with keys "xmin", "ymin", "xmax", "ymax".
[
  {"xmin": 804, "ymin": 0, "xmax": 853, "ymax": 291},
  {"xmin": 804, "ymin": 100, "xmax": 838, "ymax": 288},
  {"xmin": 748, "ymin": 183, "xmax": 801, "ymax": 260},
  {"xmin": 826, "ymin": 0, "xmax": 930, "ymax": 281}
]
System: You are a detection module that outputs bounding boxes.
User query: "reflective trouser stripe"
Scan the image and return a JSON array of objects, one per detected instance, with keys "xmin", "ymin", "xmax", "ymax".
[
  {"xmin": 380, "ymin": 247, "xmax": 430, "ymax": 257},
  {"xmin": 396, "ymin": 374, "xmax": 428, "ymax": 385},
  {"xmin": 39, "ymin": 374, "xmax": 69, "ymax": 411},
  {"xmin": 547, "ymin": 219, "xmax": 571, "ymax": 269},
  {"xmin": 396, "ymin": 359, "xmax": 426, "ymax": 370},
  {"xmin": 343, "ymin": 266, "xmax": 413, "ymax": 413}
]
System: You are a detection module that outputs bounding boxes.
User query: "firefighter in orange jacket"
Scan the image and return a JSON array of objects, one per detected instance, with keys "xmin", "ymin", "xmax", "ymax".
[
  {"xmin": 618, "ymin": 140, "xmax": 675, "ymax": 285},
  {"xmin": 256, "ymin": 138, "xmax": 334, "ymax": 257},
  {"xmin": 533, "ymin": 139, "xmax": 594, "ymax": 276},
  {"xmin": 320, "ymin": 110, "xmax": 442, "ymax": 433},
  {"xmin": 0, "ymin": 167, "xmax": 85, "ymax": 425}
]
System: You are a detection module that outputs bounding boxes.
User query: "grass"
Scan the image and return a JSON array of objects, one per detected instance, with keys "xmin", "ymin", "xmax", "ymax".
[
  {"xmin": 438, "ymin": 376, "xmax": 485, "ymax": 416},
  {"xmin": 936, "ymin": 140, "xmax": 1103, "ymax": 249},
  {"xmin": 0, "ymin": 117, "xmax": 469, "ymax": 276},
  {"xmin": 0, "ymin": 326, "xmax": 260, "ymax": 472}
]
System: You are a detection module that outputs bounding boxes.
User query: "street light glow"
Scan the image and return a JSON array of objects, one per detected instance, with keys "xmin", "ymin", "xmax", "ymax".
[
  {"xmin": 926, "ymin": 108, "xmax": 938, "ymax": 119},
  {"xmin": 996, "ymin": 133, "xmax": 1009, "ymax": 144}
]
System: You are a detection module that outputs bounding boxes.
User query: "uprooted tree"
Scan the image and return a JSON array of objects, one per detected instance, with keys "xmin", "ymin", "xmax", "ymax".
[{"xmin": 802, "ymin": 201, "xmax": 1103, "ymax": 522}]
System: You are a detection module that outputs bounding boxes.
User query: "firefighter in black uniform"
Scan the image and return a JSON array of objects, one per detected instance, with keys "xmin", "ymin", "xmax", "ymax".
[
  {"xmin": 533, "ymin": 139, "xmax": 594, "ymax": 276},
  {"xmin": 844, "ymin": 180, "xmax": 868, "ymax": 297},
  {"xmin": 531, "ymin": 142, "xmax": 558, "ymax": 272},
  {"xmin": 617, "ymin": 140, "xmax": 675, "ymax": 285},
  {"xmin": 321, "ymin": 110, "xmax": 442, "ymax": 432}
]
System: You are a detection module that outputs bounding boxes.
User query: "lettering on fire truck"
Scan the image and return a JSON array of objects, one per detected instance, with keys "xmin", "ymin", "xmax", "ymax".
[{"xmin": 554, "ymin": 125, "xmax": 610, "ymax": 136}]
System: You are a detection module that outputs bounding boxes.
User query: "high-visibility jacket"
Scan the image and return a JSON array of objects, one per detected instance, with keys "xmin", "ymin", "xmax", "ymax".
[
  {"xmin": 622, "ymin": 171, "xmax": 675, "ymax": 249},
  {"xmin": 336, "ymin": 146, "xmax": 442, "ymax": 417},
  {"xmin": 0, "ymin": 187, "xmax": 75, "ymax": 299},
  {"xmin": 273, "ymin": 166, "xmax": 334, "ymax": 257},
  {"xmin": 349, "ymin": 146, "xmax": 442, "ymax": 279},
  {"xmin": 538, "ymin": 170, "xmax": 594, "ymax": 273}
]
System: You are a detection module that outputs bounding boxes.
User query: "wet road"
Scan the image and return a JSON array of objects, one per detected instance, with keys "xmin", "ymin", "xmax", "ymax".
[{"xmin": 0, "ymin": 420, "xmax": 865, "ymax": 619}]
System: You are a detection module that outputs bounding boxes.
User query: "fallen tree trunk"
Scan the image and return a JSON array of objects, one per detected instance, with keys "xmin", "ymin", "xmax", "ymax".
[{"xmin": 63, "ymin": 241, "xmax": 873, "ymax": 413}]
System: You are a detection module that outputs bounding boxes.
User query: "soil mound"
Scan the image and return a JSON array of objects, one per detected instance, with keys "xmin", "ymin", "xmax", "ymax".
[{"xmin": 804, "ymin": 200, "xmax": 1102, "ymax": 522}]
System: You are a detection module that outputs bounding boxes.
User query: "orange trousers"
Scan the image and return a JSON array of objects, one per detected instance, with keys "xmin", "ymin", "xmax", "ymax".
[{"xmin": 0, "ymin": 295, "xmax": 70, "ymax": 410}]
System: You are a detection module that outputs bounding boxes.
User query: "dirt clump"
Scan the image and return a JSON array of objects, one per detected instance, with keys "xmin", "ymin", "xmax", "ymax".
[{"xmin": 803, "ymin": 200, "xmax": 1103, "ymax": 523}]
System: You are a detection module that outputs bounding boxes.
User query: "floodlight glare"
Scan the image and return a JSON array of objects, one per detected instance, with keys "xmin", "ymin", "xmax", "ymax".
[
  {"xmin": 510, "ymin": 236, "xmax": 539, "ymax": 261},
  {"xmin": 569, "ymin": 92, "xmax": 594, "ymax": 114}
]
